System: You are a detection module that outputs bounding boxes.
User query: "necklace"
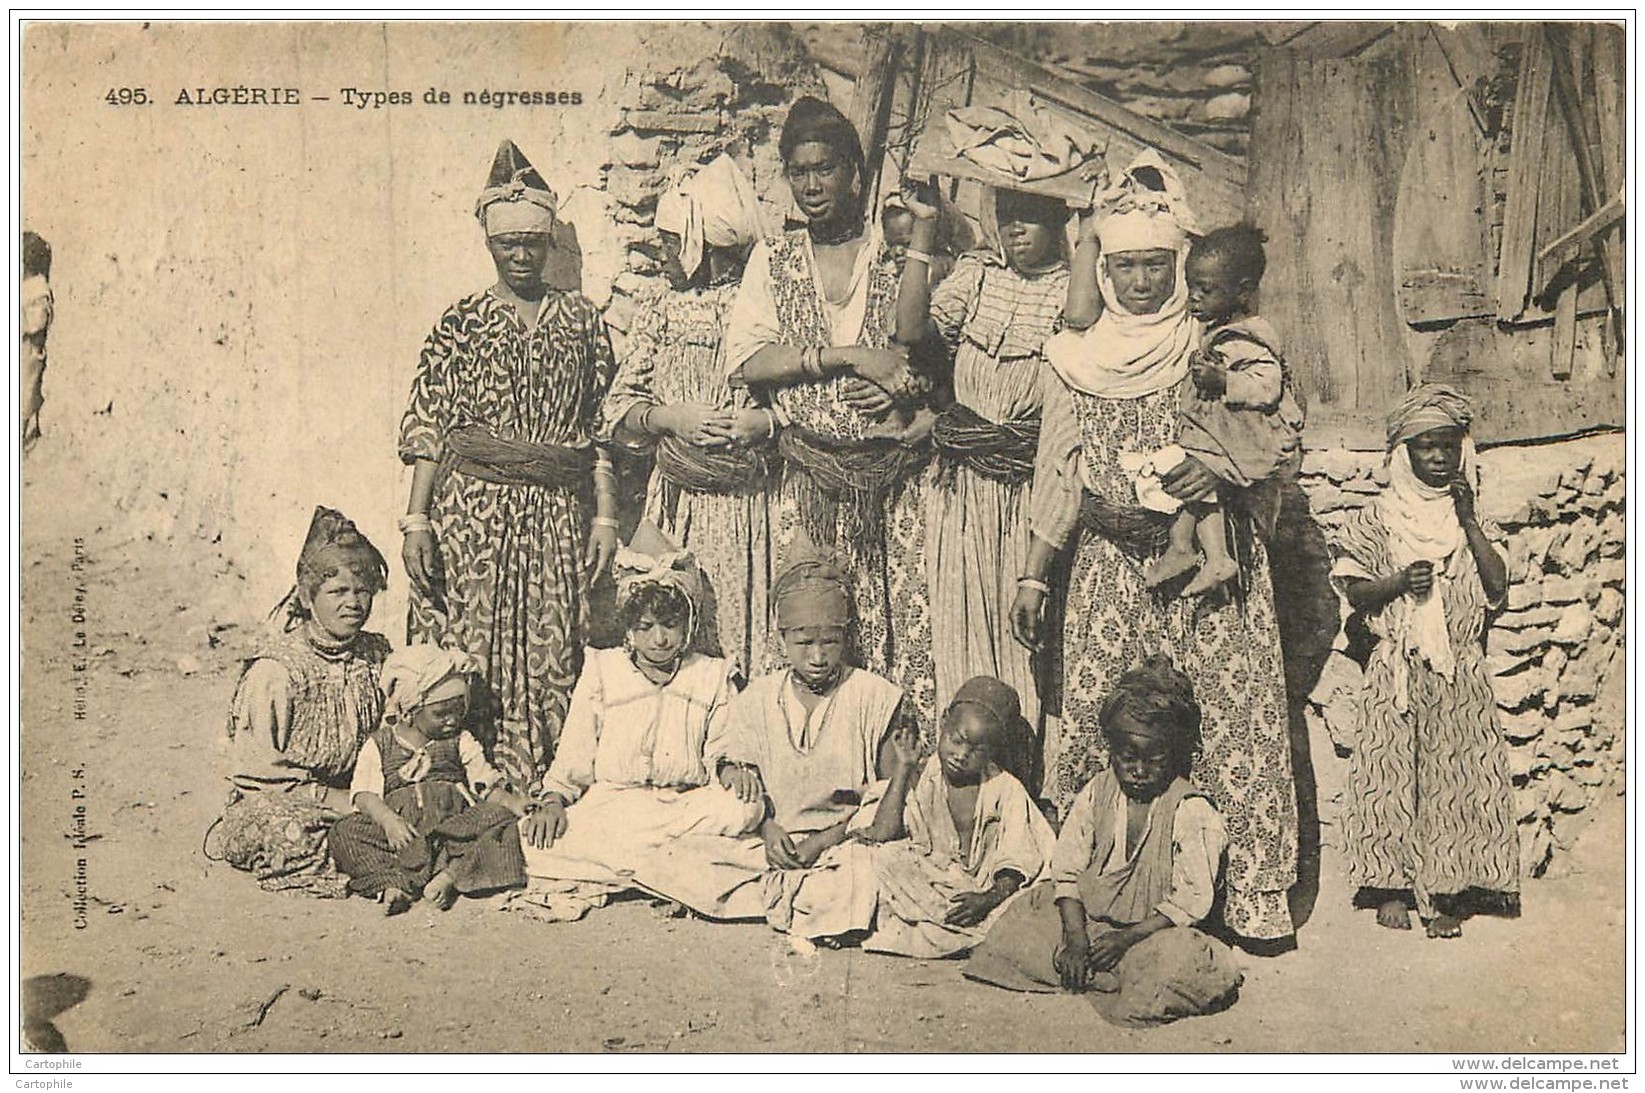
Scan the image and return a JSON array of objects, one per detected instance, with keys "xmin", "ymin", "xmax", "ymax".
[
  {"xmin": 629, "ymin": 648, "xmax": 682, "ymax": 686},
  {"xmin": 808, "ymin": 220, "xmax": 862, "ymax": 248}
]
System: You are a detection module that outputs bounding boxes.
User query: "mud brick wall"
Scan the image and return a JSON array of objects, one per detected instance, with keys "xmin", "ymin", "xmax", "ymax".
[
  {"xmin": 594, "ymin": 37, "xmax": 824, "ymax": 345},
  {"xmin": 1300, "ymin": 433, "xmax": 1626, "ymax": 875}
]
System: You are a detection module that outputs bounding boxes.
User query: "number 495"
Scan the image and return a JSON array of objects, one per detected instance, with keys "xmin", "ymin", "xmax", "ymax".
[{"xmin": 105, "ymin": 88, "xmax": 149, "ymax": 105}]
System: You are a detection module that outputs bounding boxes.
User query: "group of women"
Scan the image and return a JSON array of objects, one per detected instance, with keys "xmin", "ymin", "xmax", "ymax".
[{"xmin": 212, "ymin": 91, "xmax": 1522, "ymax": 1002}]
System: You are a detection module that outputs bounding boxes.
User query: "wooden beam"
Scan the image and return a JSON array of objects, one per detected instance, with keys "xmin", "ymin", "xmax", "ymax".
[
  {"xmin": 955, "ymin": 31, "xmax": 1247, "ymax": 197},
  {"xmin": 1536, "ymin": 192, "xmax": 1625, "ymax": 266},
  {"xmin": 1546, "ymin": 23, "xmax": 1623, "ymax": 315},
  {"xmin": 847, "ymin": 25, "xmax": 901, "ymax": 211},
  {"xmin": 1496, "ymin": 25, "xmax": 1552, "ymax": 321}
]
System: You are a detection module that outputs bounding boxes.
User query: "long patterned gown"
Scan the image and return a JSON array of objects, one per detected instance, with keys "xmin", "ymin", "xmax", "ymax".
[
  {"xmin": 399, "ymin": 288, "xmax": 616, "ymax": 795},
  {"xmin": 1029, "ymin": 374, "xmax": 1299, "ymax": 942},
  {"xmin": 1329, "ymin": 504, "xmax": 1519, "ymax": 911}
]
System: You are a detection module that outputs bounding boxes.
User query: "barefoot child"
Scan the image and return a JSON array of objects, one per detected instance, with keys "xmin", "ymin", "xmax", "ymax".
[
  {"xmin": 965, "ymin": 655, "xmax": 1242, "ymax": 1027},
  {"xmin": 1330, "ymin": 384, "xmax": 1517, "ymax": 938},
  {"xmin": 1146, "ymin": 224, "xmax": 1304, "ymax": 597},
  {"xmin": 330, "ymin": 645, "xmax": 528, "ymax": 914},
  {"xmin": 847, "ymin": 676, "xmax": 1055, "ymax": 957}
]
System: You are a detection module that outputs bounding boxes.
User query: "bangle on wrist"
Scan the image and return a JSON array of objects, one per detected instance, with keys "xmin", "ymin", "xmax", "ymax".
[
  {"xmin": 764, "ymin": 410, "xmax": 778, "ymax": 440},
  {"xmin": 397, "ymin": 512, "xmax": 433, "ymax": 535},
  {"xmin": 1017, "ymin": 576, "xmax": 1050, "ymax": 594},
  {"xmin": 904, "ymin": 248, "xmax": 933, "ymax": 267},
  {"xmin": 591, "ymin": 516, "xmax": 619, "ymax": 531},
  {"xmin": 636, "ymin": 404, "xmax": 657, "ymax": 435}
]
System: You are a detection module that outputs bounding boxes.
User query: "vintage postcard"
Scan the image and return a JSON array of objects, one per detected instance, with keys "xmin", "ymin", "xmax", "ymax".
[{"xmin": 13, "ymin": 16, "xmax": 1630, "ymax": 1074}]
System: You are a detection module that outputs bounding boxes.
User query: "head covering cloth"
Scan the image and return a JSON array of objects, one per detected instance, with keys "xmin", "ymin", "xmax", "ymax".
[
  {"xmin": 381, "ymin": 644, "xmax": 483, "ymax": 726},
  {"xmin": 780, "ymin": 96, "xmax": 865, "ymax": 177},
  {"xmin": 273, "ymin": 505, "xmax": 387, "ymax": 634},
  {"xmin": 771, "ymin": 547, "xmax": 852, "ymax": 630},
  {"xmin": 475, "ymin": 140, "xmax": 558, "ymax": 238},
  {"xmin": 654, "ymin": 154, "xmax": 767, "ymax": 280},
  {"xmin": 1375, "ymin": 384, "xmax": 1482, "ymax": 703},
  {"xmin": 1043, "ymin": 149, "xmax": 1200, "ymax": 400},
  {"xmin": 611, "ymin": 520, "xmax": 704, "ymax": 639}
]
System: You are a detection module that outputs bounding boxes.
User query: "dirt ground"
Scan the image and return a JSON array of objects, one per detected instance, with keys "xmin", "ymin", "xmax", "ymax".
[{"xmin": 18, "ymin": 449, "xmax": 1628, "ymax": 1058}]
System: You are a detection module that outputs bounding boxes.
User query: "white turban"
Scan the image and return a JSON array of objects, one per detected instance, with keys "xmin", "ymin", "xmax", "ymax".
[
  {"xmin": 1094, "ymin": 148, "xmax": 1199, "ymax": 254},
  {"xmin": 654, "ymin": 154, "xmax": 766, "ymax": 278},
  {"xmin": 381, "ymin": 644, "xmax": 482, "ymax": 724}
]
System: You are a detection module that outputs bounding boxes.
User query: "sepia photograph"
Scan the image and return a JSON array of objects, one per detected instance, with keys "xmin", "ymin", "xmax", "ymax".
[{"xmin": 12, "ymin": 15, "xmax": 1631, "ymax": 1069}]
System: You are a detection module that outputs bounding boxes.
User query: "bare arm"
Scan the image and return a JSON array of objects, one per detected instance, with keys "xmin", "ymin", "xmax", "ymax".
[
  {"xmin": 1063, "ymin": 212, "xmax": 1102, "ymax": 330},
  {"xmin": 893, "ymin": 202, "xmax": 942, "ymax": 348}
]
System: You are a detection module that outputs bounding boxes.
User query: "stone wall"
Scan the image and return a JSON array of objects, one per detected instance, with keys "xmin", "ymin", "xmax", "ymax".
[{"xmin": 1302, "ymin": 433, "xmax": 1626, "ymax": 876}]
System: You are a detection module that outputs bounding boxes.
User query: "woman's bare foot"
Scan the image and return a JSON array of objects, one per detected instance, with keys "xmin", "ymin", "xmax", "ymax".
[
  {"xmin": 1145, "ymin": 547, "xmax": 1200, "ymax": 590},
  {"xmin": 1376, "ymin": 899, "xmax": 1412, "ymax": 930},
  {"xmin": 425, "ymin": 872, "xmax": 458, "ymax": 911},
  {"xmin": 1425, "ymin": 913, "xmax": 1463, "ymax": 939},
  {"xmin": 382, "ymin": 887, "xmax": 413, "ymax": 916},
  {"xmin": 1183, "ymin": 554, "xmax": 1240, "ymax": 597}
]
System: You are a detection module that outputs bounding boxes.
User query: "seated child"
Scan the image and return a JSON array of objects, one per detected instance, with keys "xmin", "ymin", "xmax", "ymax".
[
  {"xmin": 631, "ymin": 549, "xmax": 912, "ymax": 924},
  {"xmin": 1146, "ymin": 224, "xmax": 1304, "ymax": 597},
  {"xmin": 846, "ymin": 676, "xmax": 1056, "ymax": 958},
  {"xmin": 330, "ymin": 645, "xmax": 528, "ymax": 915},
  {"xmin": 964, "ymin": 655, "xmax": 1243, "ymax": 1028},
  {"xmin": 512, "ymin": 530, "xmax": 763, "ymax": 921}
]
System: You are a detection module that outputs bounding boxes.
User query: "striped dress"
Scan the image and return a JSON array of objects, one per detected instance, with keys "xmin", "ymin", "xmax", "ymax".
[
  {"xmin": 1329, "ymin": 504, "xmax": 1519, "ymax": 911},
  {"xmin": 925, "ymin": 253, "xmax": 1067, "ymax": 730}
]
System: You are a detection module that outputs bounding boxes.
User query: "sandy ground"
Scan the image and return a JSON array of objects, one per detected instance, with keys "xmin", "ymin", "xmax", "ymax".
[{"xmin": 18, "ymin": 449, "xmax": 1627, "ymax": 1057}]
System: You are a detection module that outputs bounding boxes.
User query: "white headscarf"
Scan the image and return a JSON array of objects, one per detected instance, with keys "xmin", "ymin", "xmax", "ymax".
[
  {"xmin": 654, "ymin": 154, "xmax": 766, "ymax": 279},
  {"xmin": 1043, "ymin": 149, "xmax": 1199, "ymax": 399},
  {"xmin": 1376, "ymin": 390, "xmax": 1481, "ymax": 705},
  {"xmin": 381, "ymin": 644, "xmax": 482, "ymax": 725}
]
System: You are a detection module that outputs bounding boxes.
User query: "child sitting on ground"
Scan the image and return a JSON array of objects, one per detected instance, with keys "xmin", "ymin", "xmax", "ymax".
[
  {"xmin": 964, "ymin": 655, "xmax": 1242, "ymax": 1027},
  {"xmin": 846, "ymin": 676, "xmax": 1056, "ymax": 958},
  {"xmin": 1145, "ymin": 224, "xmax": 1304, "ymax": 597},
  {"xmin": 330, "ymin": 644, "xmax": 529, "ymax": 914}
]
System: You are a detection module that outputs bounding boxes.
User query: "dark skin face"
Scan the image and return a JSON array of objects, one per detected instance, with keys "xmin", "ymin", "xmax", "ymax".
[
  {"xmin": 1185, "ymin": 250, "xmax": 1253, "ymax": 326},
  {"xmin": 781, "ymin": 623, "xmax": 848, "ymax": 693},
  {"xmin": 300, "ymin": 569, "xmax": 376, "ymax": 643},
  {"xmin": 408, "ymin": 689, "xmax": 469, "ymax": 742},
  {"xmin": 486, "ymin": 231, "xmax": 551, "ymax": 298},
  {"xmin": 785, "ymin": 141, "xmax": 859, "ymax": 234},
  {"xmin": 882, "ymin": 207, "xmax": 915, "ymax": 262},
  {"xmin": 1105, "ymin": 714, "xmax": 1179, "ymax": 803},
  {"xmin": 1104, "ymin": 248, "xmax": 1178, "ymax": 315},
  {"xmin": 996, "ymin": 192, "xmax": 1066, "ymax": 273},
  {"xmin": 936, "ymin": 706, "xmax": 1001, "ymax": 787},
  {"xmin": 1406, "ymin": 425, "xmax": 1466, "ymax": 488}
]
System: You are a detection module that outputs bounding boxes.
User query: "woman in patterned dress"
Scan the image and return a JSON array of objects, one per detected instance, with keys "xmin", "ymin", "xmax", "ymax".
[
  {"xmin": 399, "ymin": 140, "xmax": 619, "ymax": 797},
  {"xmin": 722, "ymin": 96, "xmax": 938, "ymax": 734},
  {"xmin": 1008, "ymin": 152, "xmax": 1298, "ymax": 944},
  {"xmin": 896, "ymin": 181, "xmax": 1072, "ymax": 753},
  {"xmin": 1330, "ymin": 385, "xmax": 1517, "ymax": 939},
  {"xmin": 602, "ymin": 154, "xmax": 775, "ymax": 684}
]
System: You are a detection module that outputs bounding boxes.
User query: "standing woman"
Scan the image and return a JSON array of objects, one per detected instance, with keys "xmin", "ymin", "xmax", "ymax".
[
  {"xmin": 1009, "ymin": 153, "xmax": 1298, "ymax": 945},
  {"xmin": 723, "ymin": 96, "xmax": 938, "ymax": 731},
  {"xmin": 896, "ymin": 181, "xmax": 1072, "ymax": 745},
  {"xmin": 602, "ymin": 154, "xmax": 775, "ymax": 683},
  {"xmin": 399, "ymin": 140, "xmax": 620, "ymax": 797}
]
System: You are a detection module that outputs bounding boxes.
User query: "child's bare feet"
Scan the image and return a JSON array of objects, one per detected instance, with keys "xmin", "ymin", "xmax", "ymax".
[
  {"xmin": 1145, "ymin": 547, "xmax": 1200, "ymax": 590},
  {"xmin": 1375, "ymin": 900, "xmax": 1412, "ymax": 930},
  {"xmin": 425, "ymin": 872, "xmax": 458, "ymax": 911},
  {"xmin": 1425, "ymin": 913, "xmax": 1463, "ymax": 939},
  {"xmin": 1183, "ymin": 554, "xmax": 1240, "ymax": 597},
  {"xmin": 382, "ymin": 887, "xmax": 413, "ymax": 916}
]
